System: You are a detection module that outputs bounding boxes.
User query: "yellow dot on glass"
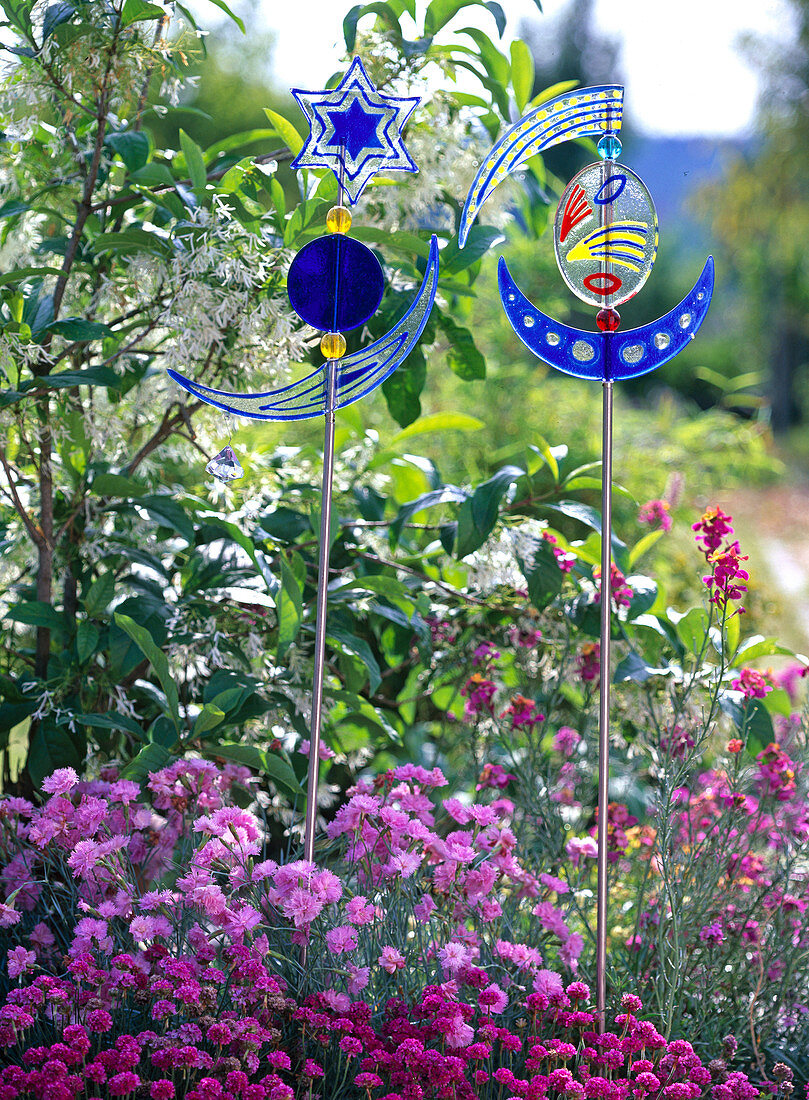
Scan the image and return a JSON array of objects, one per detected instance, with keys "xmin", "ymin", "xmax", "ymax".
[
  {"xmin": 321, "ymin": 331, "xmax": 346, "ymax": 359},
  {"xmin": 326, "ymin": 205, "xmax": 352, "ymax": 234}
]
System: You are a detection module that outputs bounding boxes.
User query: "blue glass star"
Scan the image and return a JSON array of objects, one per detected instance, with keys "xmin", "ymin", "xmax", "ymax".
[{"xmin": 291, "ymin": 57, "xmax": 419, "ymax": 204}]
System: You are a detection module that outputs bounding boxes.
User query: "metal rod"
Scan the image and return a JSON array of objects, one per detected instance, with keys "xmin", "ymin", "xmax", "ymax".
[
  {"xmin": 596, "ymin": 373, "xmax": 614, "ymax": 1030},
  {"xmin": 303, "ymin": 358, "xmax": 338, "ymax": 866}
]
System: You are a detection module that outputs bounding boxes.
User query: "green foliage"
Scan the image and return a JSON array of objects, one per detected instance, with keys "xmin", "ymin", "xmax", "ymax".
[{"xmin": 0, "ymin": 0, "xmax": 588, "ymax": 794}]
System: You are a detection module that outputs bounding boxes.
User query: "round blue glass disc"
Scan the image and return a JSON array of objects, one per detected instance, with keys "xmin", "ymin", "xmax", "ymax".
[{"xmin": 287, "ymin": 235, "xmax": 384, "ymax": 332}]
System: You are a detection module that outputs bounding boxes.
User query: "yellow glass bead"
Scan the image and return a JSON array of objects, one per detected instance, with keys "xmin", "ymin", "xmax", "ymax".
[
  {"xmin": 326, "ymin": 205, "xmax": 352, "ymax": 234},
  {"xmin": 320, "ymin": 331, "xmax": 346, "ymax": 359}
]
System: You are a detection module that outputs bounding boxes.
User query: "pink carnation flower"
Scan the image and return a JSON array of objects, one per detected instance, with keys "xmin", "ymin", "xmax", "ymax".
[
  {"xmin": 41, "ymin": 767, "xmax": 79, "ymax": 795},
  {"xmin": 378, "ymin": 946, "xmax": 406, "ymax": 973}
]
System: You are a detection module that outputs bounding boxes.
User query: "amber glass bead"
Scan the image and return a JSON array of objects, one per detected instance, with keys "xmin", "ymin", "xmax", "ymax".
[
  {"xmin": 596, "ymin": 307, "xmax": 621, "ymax": 332},
  {"xmin": 320, "ymin": 331, "xmax": 346, "ymax": 358},
  {"xmin": 326, "ymin": 205, "xmax": 352, "ymax": 234}
]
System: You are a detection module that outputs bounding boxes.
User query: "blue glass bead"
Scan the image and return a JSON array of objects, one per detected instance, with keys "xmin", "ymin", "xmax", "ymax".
[
  {"xmin": 597, "ymin": 133, "xmax": 622, "ymax": 161},
  {"xmin": 287, "ymin": 235, "xmax": 384, "ymax": 332}
]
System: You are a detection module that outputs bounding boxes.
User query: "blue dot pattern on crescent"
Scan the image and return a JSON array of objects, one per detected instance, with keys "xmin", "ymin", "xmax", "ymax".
[
  {"xmin": 459, "ymin": 85, "xmax": 624, "ymax": 247},
  {"xmin": 292, "ymin": 57, "xmax": 419, "ymax": 204},
  {"xmin": 498, "ymin": 255, "xmax": 715, "ymax": 381}
]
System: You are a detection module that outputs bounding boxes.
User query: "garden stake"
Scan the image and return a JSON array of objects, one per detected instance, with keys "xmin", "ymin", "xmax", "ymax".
[
  {"xmin": 460, "ymin": 85, "xmax": 714, "ymax": 1027},
  {"xmin": 168, "ymin": 57, "xmax": 438, "ymax": 869}
]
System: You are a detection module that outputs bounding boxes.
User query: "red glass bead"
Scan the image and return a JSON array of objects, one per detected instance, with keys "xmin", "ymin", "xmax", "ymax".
[{"xmin": 596, "ymin": 307, "xmax": 621, "ymax": 332}]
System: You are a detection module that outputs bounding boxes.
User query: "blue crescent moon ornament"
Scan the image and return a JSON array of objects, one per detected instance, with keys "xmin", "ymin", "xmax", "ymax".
[{"xmin": 167, "ymin": 234, "xmax": 439, "ymax": 420}]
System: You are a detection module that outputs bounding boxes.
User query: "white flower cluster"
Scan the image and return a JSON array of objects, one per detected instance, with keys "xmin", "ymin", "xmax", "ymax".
[{"xmin": 463, "ymin": 518, "xmax": 549, "ymax": 595}]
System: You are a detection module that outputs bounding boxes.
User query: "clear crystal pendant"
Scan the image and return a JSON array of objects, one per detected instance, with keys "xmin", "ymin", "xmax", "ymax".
[{"xmin": 205, "ymin": 445, "xmax": 244, "ymax": 483}]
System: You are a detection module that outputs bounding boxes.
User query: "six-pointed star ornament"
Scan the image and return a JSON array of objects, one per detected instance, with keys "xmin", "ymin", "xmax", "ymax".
[{"xmin": 291, "ymin": 56, "xmax": 419, "ymax": 203}]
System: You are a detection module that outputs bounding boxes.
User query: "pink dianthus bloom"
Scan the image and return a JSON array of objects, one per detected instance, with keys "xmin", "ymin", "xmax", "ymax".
[
  {"xmin": 378, "ymin": 946, "xmax": 406, "ymax": 974},
  {"xmin": 7, "ymin": 946, "xmax": 36, "ymax": 979},
  {"xmin": 534, "ymin": 969, "xmax": 564, "ymax": 998},
  {"xmin": 41, "ymin": 767, "xmax": 79, "ymax": 795},
  {"xmin": 326, "ymin": 925, "xmax": 358, "ymax": 954},
  {"xmin": 298, "ymin": 738, "xmax": 335, "ymax": 761}
]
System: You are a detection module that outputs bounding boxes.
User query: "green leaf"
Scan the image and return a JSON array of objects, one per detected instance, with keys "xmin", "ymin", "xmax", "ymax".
[
  {"xmin": 212, "ymin": 742, "xmax": 302, "ymax": 798},
  {"xmin": 91, "ymin": 228, "xmax": 170, "ymax": 257},
  {"xmin": 200, "ymin": 0, "xmax": 245, "ymax": 32},
  {"xmin": 382, "ymin": 347, "xmax": 427, "ymax": 426},
  {"xmin": 327, "ymin": 626, "xmax": 382, "ymax": 694},
  {"xmin": 733, "ymin": 634, "xmax": 796, "ymax": 665},
  {"xmin": 276, "ymin": 554, "xmax": 304, "ymax": 659},
  {"xmin": 46, "ymin": 318, "xmax": 114, "ymax": 341},
  {"xmin": 105, "ymin": 130, "xmax": 150, "ymax": 172},
  {"xmin": 440, "ymin": 315, "xmax": 486, "ymax": 380},
  {"xmin": 179, "ymin": 128, "xmax": 207, "ymax": 190},
  {"xmin": 719, "ymin": 694, "xmax": 774, "ymax": 749},
  {"xmin": 76, "ymin": 620, "xmax": 99, "ymax": 663},
  {"xmin": 390, "ymin": 485, "xmax": 468, "ymax": 544},
  {"xmin": 458, "ymin": 28, "xmax": 509, "ymax": 84},
  {"xmin": 120, "ymin": 742, "xmax": 174, "ymax": 784},
  {"xmin": 114, "ymin": 613, "xmax": 181, "ymax": 735},
  {"xmin": 8, "ymin": 602, "xmax": 64, "ymax": 629},
  {"xmin": 521, "ymin": 536, "xmax": 563, "ymax": 610},
  {"xmin": 343, "ymin": 2, "xmax": 403, "ymax": 50},
  {"xmin": 441, "ymin": 225, "xmax": 503, "ymax": 275},
  {"xmin": 675, "ymin": 606, "xmax": 710, "ymax": 655},
  {"xmin": 193, "ymin": 703, "xmax": 225, "ymax": 737},
  {"xmin": 614, "ymin": 649, "xmax": 663, "ymax": 684},
  {"xmin": 510, "ymin": 38, "xmax": 535, "ymax": 112},
  {"xmin": 629, "ymin": 528, "xmax": 665, "ymax": 567},
  {"xmin": 41, "ymin": 2, "xmax": 75, "ymax": 40},
  {"xmin": 625, "ymin": 575, "xmax": 658, "ymax": 621},
  {"xmin": 84, "ymin": 571, "xmax": 116, "ymax": 617},
  {"xmin": 425, "ymin": 0, "xmax": 504, "ymax": 36},
  {"xmin": 136, "ymin": 495, "xmax": 195, "ymax": 543},
  {"xmin": 724, "ymin": 610, "xmax": 741, "ymax": 659},
  {"xmin": 91, "ymin": 473, "xmax": 148, "ymax": 498},
  {"xmin": 27, "ymin": 718, "xmax": 85, "ymax": 789},
  {"xmin": 120, "ymin": 0, "xmax": 164, "ymax": 26},
  {"xmin": 79, "ymin": 712, "xmax": 145, "ymax": 739},
  {"xmin": 388, "ymin": 412, "xmax": 484, "ymax": 445},
  {"xmin": 263, "ymin": 108, "xmax": 304, "ymax": 158},
  {"xmin": 204, "ymin": 128, "xmax": 277, "ymax": 161}
]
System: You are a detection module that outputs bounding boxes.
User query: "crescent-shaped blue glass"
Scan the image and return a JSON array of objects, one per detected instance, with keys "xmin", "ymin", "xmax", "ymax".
[
  {"xmin": 499, "ymin": 255, "xmax": 714, "ymax": 381},
  {"xmin": 287, "ymin": 236, "xmax": 384, "ymax": 332},
  {"xmin": 167, "ymin": 236, "xmax": 440, "ymax": 421}
]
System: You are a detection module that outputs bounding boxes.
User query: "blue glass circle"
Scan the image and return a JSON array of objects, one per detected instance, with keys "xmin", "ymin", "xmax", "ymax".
[
  {"xmin": 597, "ymin": 133, "xmax": 622, "ymax": 161},
  {"xmin": 287, "ymin": 235, "xmax": 384, "ymax": 332}
]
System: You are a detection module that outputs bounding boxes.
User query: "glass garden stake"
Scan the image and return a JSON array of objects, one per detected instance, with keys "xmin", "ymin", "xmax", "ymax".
[
  {"xmin": 168, "ymin": 57, "xmax": 438, "ymax": 872},
  {"xmin": 460, "ymin": 85, "xmax": 714, "ymax": 1027}
]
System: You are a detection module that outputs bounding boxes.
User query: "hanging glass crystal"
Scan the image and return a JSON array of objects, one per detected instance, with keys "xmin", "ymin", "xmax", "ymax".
[{"xmin": 205, "ymin": 445, "xmax": 244, "ymax": 482}]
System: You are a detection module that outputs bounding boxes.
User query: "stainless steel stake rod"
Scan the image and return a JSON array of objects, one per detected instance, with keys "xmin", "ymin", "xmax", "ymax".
[
  {"xmin": 303, "ymin": 357, "xmax": 338, "ymax": 865},
  {"xmin": 596, "ymin": 377, "xmax": 614, "ymax": 1030}
]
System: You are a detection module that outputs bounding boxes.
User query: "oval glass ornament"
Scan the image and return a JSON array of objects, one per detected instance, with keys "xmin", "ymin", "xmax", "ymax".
[
  {"xmin": 287, "ymin": 235, "xmax": 384, "ymax": 332},
  {"xmin": 553, "ymin": 162, "xmax": 658, "ymax": 308}
]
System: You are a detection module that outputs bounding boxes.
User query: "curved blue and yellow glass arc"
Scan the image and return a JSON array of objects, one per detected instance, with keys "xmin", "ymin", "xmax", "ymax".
[
  {"xmin": 167, "ymin": 237, "xmax": 439, "ymax": 421},
  {"xmin": 459, "ymin": 84, "xmax": 624, "ymax": 246}
]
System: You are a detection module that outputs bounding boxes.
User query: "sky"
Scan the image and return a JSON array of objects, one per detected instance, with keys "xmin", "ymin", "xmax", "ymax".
[{"xmin": 262, "ymin": 0, "xmax": 793, "ymax": 137}]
